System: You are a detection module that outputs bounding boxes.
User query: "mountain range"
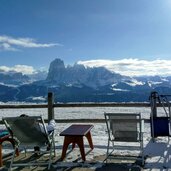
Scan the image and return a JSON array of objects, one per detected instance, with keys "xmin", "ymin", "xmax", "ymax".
[{"xmin": 0, "ymin": 58, "xmax": 171, "ymax": 103}]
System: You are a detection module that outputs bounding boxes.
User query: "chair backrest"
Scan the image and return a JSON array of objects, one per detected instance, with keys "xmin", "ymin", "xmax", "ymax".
[
  {"xmin": 3, "ymin": 116, "xmax": 50, "ymax": 146},
  {"xmin": 104, "ymin": 113, "xmax": 142, "ymax": 142}
]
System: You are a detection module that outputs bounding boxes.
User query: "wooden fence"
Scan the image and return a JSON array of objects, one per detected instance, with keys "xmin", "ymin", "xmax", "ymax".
[{"xmin": 0, "ymin": 92, "xmax": 169, "ymax": 124}]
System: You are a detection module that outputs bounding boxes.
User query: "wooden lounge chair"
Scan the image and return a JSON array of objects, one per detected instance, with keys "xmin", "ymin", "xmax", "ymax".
[
  {"xmin": 104, "ymin": 112, "xmax": 144, "ymax": 166},
  {"xmin": 2, "ymin": 116, "xmax": 56, "ymax": 170}
]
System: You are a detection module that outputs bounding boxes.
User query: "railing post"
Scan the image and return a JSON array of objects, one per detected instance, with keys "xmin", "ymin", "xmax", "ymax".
[
  {"xmin": 48, "ymin": 92, "xmax": 54, "ymax": 122},
  {"xmin": 150, "ymin": 91, "xmax": 158, "ymax": 142},
  {"xmin": 151, "ymin": 91, "xmax": 158, "ymax": 118}
]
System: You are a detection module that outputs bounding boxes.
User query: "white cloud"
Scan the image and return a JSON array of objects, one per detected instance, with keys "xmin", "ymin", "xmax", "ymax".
[
  {"xmin": 0, "ymin": 35, "xmax": 62, "ymax": 51},
  {"xmin": 77, "ymin": 58, "xmax": 171, "ymax": 76},
  {"xmin": 0, "ymin": 65, "xmax": 36, "ymax": 75},
  {"xmin": 0, "ymin": 43, "xmax": 18, "ymax": 51}
]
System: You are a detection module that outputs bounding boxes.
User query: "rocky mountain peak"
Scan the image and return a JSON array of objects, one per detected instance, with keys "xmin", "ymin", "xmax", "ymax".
[
  {"xmin": 46, "ymin": 58, "xmax": 66, "ymax": 82},
  {"xmin": 46, "ymin": 58, "xmax": 129, "ymax": 88}
]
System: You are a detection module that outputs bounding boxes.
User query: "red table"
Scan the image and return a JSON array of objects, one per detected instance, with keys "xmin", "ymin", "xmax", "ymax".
[
  {"xmin": 0, "ymin": 134, "xmax": 19, "ymax": 167},
  {"xmin": 60, "ymin": 124, "xmax": 94, "ymax": 161}
]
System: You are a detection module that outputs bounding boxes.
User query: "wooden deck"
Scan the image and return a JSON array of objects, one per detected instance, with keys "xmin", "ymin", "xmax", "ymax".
[
  {"xmin": 1, "ymin": 151, "xmax": 141, "ymax": 171},
  {"xmin": 2, "ymin": 151, "xmax": 59, "ymax": 171},
  {"xmin": 0, "ymin": 137, "xmax": 142, "ymax": 171}
]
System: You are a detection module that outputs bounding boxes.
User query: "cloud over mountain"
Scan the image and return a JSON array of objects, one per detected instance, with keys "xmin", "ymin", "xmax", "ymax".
[
  {"xmin": 77, "ymin": 58, "xmax": 171, "ymax": 76},
  {"xmin": 0, "ymin": 65, "xmax": 36, "ymax": 75}
]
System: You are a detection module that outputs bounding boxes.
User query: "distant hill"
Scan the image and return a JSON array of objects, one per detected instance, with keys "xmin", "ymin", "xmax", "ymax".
[{"xmin": 0, "ymin": 58, "xmax": 171, "ymax": 103}]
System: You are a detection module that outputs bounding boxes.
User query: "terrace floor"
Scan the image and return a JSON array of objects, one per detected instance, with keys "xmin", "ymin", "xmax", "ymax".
[
  {"xmin": 1, "ymin": 150, "xmax": 142, "ymax": 171},
  {"xmin": 0, "ymin": 124, "xmax": 171, "ymax": 171},
  {"xmin": 1, "ymin": 132, "xmax": 171, "ymax": 171}
]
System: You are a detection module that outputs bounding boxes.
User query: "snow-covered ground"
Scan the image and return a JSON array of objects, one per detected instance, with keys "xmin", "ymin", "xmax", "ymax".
[{"xmin": 1, "ymin": 106, "xmax": 171, "ymax": 170}]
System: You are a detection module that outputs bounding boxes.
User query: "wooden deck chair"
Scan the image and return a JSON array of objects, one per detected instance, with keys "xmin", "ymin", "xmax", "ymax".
[
  {"xmin": 2, "ymin": 116, "xmax": 56, "ymax": 170},
  {"xmin": 104, "ymin": 113, "xmax": 144, "ymax": 166}
]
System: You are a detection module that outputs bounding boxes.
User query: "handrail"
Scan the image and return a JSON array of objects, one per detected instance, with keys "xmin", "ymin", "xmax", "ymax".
[
  {"xmin": 0, "ymin": 104, "xmax": 48, "ymax": 109},
  {"xmin": 0, "ymin": 92, "xmax": 169, "ymax": 124},
  {"xmin": 0, "ymin": 102, "xmax": 169, "ymax": 109},
  {"xmin": 53, "ymin": 102, "xmax": 151, "ymax": 107}
]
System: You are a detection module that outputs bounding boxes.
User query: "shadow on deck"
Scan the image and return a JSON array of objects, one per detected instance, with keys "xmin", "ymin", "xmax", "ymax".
[{"xmin": 1, "ymin": 149, "xmax": 142, "ymax": 171}]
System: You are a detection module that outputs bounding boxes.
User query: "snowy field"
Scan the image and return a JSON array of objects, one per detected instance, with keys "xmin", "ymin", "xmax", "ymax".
[{"xmin": 1, "ymin": 106, "xmax": 171, "ymax": 170}]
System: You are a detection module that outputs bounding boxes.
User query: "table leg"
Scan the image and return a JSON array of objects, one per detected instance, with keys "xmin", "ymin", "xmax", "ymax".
[
  {"xmin": 61, "ymin": 136, "xmax": 86, "ymax": 161},
  {"xmin": 85, "ymin": 131, "xmax": 94, "ymax": 149},
  {"xmin": 61, "ymin": 136, "xmax": 73, "ymax": 160},
  {"xmin": 0, "ymin": 144, "xmax": 2, "ymax": 167},
  {"xmin": 76, "ymin": 136, "xmax": 86, "ymax": 161}
]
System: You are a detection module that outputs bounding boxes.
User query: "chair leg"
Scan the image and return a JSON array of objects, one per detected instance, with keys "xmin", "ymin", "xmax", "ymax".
[
  {"xmin": 24, "ymin": 147, "xmax": 27, "ymax": 157},
  {"xmin": 48, "ymin": 143, "xmax": 52, "ymax": 170},
  {"xmin": 140, "ymin": 141, "xmax": 144, "ymax": 166},
  {"xmin": 105, "ymin": 139, "xmax": 110, "ymax": 163},
  {"xmin": 52, "ymin": 136, "xmax": 56, "ymax": 157},
  {"xmin": 9, "ymin": 146, "xmax": 17, "ymax": 171},
  {"xmin": 140, "ymin": 133, "xmax": 144, "ymax": 166}
]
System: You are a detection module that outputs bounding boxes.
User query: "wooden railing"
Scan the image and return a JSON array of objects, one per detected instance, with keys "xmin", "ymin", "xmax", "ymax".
[{"xmin": 0, "ymin": 92, "xmax": 169, "ymax": 124}]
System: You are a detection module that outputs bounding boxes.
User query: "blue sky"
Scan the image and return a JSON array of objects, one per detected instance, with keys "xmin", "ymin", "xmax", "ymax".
[{"xmin": 0, "ymin": 0, "xmax": 171, "ymax": 76}]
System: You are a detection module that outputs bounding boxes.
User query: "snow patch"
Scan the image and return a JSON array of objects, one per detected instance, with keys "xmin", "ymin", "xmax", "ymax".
[
  {"xmin": 112, "ymin": 88, "xmax": 129, "ymax": 92},
  {"xmin": 27, "ymin": 96, "xmax": 46, "ymax": 101},
  {"xmin": 125, "ymin": 79, "xmax": 144, "ymax": 86}
]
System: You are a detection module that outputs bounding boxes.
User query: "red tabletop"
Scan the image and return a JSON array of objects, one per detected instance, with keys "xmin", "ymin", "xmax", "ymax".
[{"xmin": 60, "ymin": 124, "xmax": 94, "ymax": 136}]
